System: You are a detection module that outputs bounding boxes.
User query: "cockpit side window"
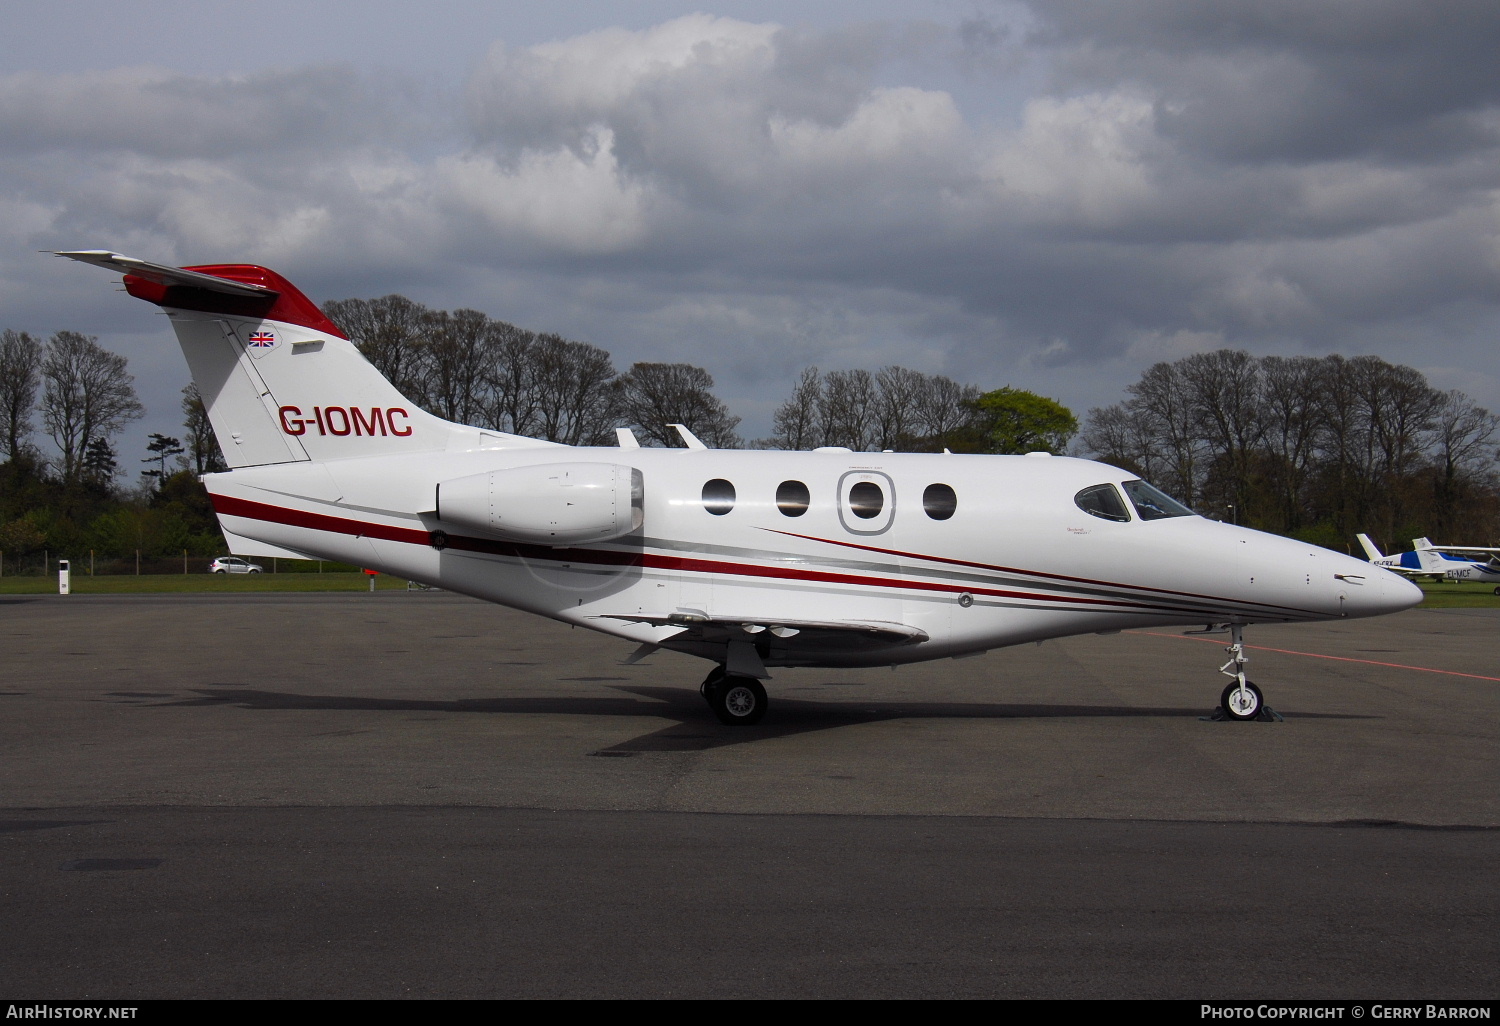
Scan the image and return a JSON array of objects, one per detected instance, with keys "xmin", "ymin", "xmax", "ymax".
[
  {"xmin": 1075, "ymin": 484, "xmax": 1131, "ymax": 522},
  {"xmin": 1121, "ymin": 479, "xmax": 1194, "ymax": 520}
]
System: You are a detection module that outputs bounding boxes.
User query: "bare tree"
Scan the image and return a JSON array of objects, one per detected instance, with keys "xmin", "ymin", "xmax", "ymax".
[
  {"xmin": 913, "ymin": 374, "xmax": 982, "ymax": 451},
  {"xmin": 1080, "ymin": 402, "xmax": 1153, "ymax": 477},
  {"xmin": 1354, "ymin": 357, "xmax": 1442, "ymax": 540},
  {"xmin": 820, "ymin": 369, "xmax": 877, "ymax": 450},
  {"xmin": 41, "ymin": 331, "xmax": 144, "ymax": 485},
  {"xmin": 1259, "ymin": 356, "xmax": 1323, "ymax": 531},
  {"xmin": 181, "ymin": 383, "xmax": 227, "ymax": 476},
  {"xmin": 483, "ymin": 321, "xmax": 541, "ymax": 436},
  {"xmin": 766, "ymin": 366, "xmax": 982, "ymax": 452},
  {"xmin": 1124, "ymin": 361, "xmax": 1207, "ymax": 508},
  {"xmin": 0, "ymin": 329, "xmax": 42, "ymax": 460},
  {"xmin": 322, "ymin": 295, "xmax": 430, "ymax": 403},
  {"xmin": 419, "ymin": 308, "xmax": 494, "ymax": 425},
  {"xmin": 872, "ymin": 366, "xmax": 928, "ymax": 450},
  {"xmin": 617, "ymin": 362, "xmax": 741, "ymax": 448},
  {"xmin": 1181, "ymin": 350, "xmax": 1265, "ymax": 517},
  {"xmin": 530, "ymin": 334, "xmax": 619, "ymax": 446},
  {"xmin": 767, "ymin": 367, "xmax": 823, "ymax": 449},
  {"xmin": 1428, "ymin": 390, "xmax": 1500, "ymax": 540}
]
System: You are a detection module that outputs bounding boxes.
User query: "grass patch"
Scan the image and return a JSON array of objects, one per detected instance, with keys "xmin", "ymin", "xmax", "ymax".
[
  {"xmin": 0, "ymin": 572, "xmax": 414, "ymax": 595},
  {"xmin": 1417, "ymin": 581, "xmax": 1500, "ymax": 608}
]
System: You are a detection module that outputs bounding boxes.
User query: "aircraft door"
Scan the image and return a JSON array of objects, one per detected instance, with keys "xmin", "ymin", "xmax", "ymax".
[
  {"xmin": 834, "ymin": 470, "xmax": 919, "ymax": 633},
  {"xmin": 837, "ymin": 471, "xmax": 896, "ymax": 536}
]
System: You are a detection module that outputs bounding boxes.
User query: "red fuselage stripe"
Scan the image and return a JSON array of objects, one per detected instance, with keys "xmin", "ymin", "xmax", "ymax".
[{"xmin": 763, "ymin": 527, "xmax": 1316, "ymax": 617}]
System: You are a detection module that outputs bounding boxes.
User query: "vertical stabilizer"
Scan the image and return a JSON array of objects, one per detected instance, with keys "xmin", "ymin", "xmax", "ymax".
[
  {"xmin": 1411, "ymin": 538, "xmax": 1447, "ymax": 573},
  {"xmin": 164, "ymin": 310, "xmax": 455, "ymax": 466},
  {"xmin": 55, "ymin": 252, "xmax": 485, "ymax": 467},
  {"xmin": 1356, "ymin": 534, "xmax": 1384, "ymax": 560}
]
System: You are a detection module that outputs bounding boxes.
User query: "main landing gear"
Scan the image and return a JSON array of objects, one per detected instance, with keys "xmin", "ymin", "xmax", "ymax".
[
  {"xmin": 1212, "ymin": 623, "xmax": 1279, "ymax": 722},
  {"xmin": 700, "ymin": 665, "xmax": 768, "ymax": 726}
]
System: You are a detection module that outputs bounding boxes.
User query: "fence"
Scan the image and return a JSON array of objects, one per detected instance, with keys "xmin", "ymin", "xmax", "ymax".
[{"xmin": 0, "ymin": 550, "xmax": 361, "ymax": 576}]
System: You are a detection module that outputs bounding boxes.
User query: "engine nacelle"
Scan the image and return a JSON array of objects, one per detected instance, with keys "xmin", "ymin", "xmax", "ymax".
[{"xmin": 437, "ymin": 462, "xmax": 643, "ymax": 546}]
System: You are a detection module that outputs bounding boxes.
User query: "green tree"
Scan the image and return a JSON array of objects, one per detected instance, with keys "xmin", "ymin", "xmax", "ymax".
[
  {"xmin": 141, "ymin": 433, "xmax": 185, "ymax": 486},
  {"xmin": 970, "ymin": 387, "xmax": 1079, "ymax": 455}
]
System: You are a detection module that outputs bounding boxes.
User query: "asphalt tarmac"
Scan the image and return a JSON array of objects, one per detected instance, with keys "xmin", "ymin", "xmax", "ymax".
[{"xmin": 1, "ymin": 592, "xmax": 1496, "ymax": 998}]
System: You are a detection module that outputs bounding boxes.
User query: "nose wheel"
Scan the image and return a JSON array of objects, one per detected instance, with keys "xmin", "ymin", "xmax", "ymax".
[
  {"xmin": 701, "ymin": 665, "xmax": 768, "ymax": 725},
  {"xmin": 1214, "ymin": 624, "xmax": 1279, "ymax": 722},
  {"xmin": 1220, "ymin": 678, "xmax": 1264, "ymax": 719}
]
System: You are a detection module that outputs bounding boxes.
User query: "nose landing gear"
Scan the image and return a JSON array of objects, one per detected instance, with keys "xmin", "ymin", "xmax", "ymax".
[
  {"xmin": 1209, "ymin": 624, "xmax": 1282, "ymax": 722},
  {"xmin": 701, "ymin": 665, "xmax": 768, "ymax": 725}
]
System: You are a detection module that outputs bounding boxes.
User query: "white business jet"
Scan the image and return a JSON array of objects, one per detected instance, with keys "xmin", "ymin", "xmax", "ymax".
[
  {"xmin": 1358, "ymin": 534, "xmax": 1500, "ymax": 589},
  {"xmin": 58, "ymin": 251, "xmax": 1423, "ymax": 724}
]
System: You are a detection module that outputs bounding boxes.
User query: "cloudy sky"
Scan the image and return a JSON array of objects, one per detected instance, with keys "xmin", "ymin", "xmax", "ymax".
[{"xmin": 4, "ymin": 0, "xmax": 1499, "ymax": 464}]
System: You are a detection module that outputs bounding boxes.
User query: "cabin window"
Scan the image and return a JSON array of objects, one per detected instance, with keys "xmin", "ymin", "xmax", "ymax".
[
  {"xmin": 1075, "ymin": 484, "xmax": 1131, "ymax": 522},
  {"xmin": 923, "ymin": 483, "xmax": 957, "ymax": 521},
  {"xmin": 848, "ymin": 481, "xmax": 885, "ymax": 520},
  {"xmin": 776, "ymin": 480, "xmax": 810, "ymax": 517},
  {"xmin": 702, "ymin": 479, "xmax": 736, "ymax": 515},
  {"xmin": 1122, "ymin": 479, "xmax": 1194, "ymax": 520}
]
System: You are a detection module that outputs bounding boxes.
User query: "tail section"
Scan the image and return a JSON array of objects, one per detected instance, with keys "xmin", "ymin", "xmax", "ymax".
[
  {"xmin": 56, "ymin": 251, "xmax": 549, "ymax": 467},
  {"xmin": 1356, "ymin": 534, "xmax": 1384, "ymax": 560},
  {"xmin": 1410, "ymin": 538, "xmax": 1448, "ymax": 573}
]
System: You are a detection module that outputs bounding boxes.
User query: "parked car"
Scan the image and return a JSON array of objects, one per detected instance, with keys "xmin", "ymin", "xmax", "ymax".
[{"xmin": 209, "ymin": 556, "xmax": 264, "ymax": 574}]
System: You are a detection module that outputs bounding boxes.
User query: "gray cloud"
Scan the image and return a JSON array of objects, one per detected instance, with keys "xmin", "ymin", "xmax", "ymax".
[
  {"xmin": 0, "ymin": 64, "xmax": 413, "ymax": 159},
  {"xmin": 4, "ymin": 5, "xmax": 1500, "ymax": 469},
  {"xmin": 1028, "ymin": 0, "xmax": 1500, "ymax": 163}
]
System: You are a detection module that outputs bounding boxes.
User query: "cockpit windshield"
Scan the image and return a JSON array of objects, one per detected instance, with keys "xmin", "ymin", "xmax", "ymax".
[
  {"xmin": 1121, "ymin": 479, "xmax": 1195, "ymax": 520},
  {"xmin": 1074, "ymin": 484, "xmax": 1131, "ymax": 522}
]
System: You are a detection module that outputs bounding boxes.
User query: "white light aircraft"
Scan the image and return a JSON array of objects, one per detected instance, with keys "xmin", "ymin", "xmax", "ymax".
[
  {"xmin": 1358, "ymin": 534, "xmax": 1500, "ymax": 590},
  {"xmin": 58, "ymin": 251, "xmax": 1423, "ymax": 724}
]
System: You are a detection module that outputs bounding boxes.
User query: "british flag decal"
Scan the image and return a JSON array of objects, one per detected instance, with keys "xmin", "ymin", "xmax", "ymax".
[{"xmin": 248, "ymin": 330, "xmax": 276, "ymax": 347}]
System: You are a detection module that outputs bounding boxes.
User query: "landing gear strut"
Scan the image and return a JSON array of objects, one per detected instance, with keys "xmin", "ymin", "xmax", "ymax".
[
  {"xmin": 1217, "ymin": 624, "xmax": 1268, "ymax": 721},
  {"xmin": 701, "ymin": 665, "xmax": 768, "ymax": 726}
]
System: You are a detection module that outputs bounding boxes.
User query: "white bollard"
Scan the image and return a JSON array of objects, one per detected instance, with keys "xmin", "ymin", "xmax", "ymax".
[{"xmin": 58, "ymin": 559, "xmax": 71, "ymax": 595}]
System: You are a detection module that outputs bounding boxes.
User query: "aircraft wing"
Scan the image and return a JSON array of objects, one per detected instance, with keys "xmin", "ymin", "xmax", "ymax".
[
  {"xmin": 1379, "ymin": 566, "xmax": 1433, "ymax": 577},
  {"xmin": 1421, "ymin": 546, "xmax": 1500, "ymax": 555},
  {"xmin": 596, "ymin": 613, "xmax": 929, "ymax": 645}
]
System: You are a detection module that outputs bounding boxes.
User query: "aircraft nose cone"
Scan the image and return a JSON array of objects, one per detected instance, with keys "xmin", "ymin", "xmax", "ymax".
[
  {"xmin": 1383, "ymin": 571, "xmax": 1425, "ymax": 612},
  {"xmin": 1340, "ymin": 565, "xmax": 1424, "ymax": 617}
]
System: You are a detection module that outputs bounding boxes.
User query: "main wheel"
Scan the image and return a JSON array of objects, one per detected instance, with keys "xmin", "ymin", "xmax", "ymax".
[
  {"xmin": 704, "ymin": 675, "xmax": 768, "ymax": 726},
  {"xmin": 1220, "ymin": 680, "xmax": 1264, "ymax": 721}
]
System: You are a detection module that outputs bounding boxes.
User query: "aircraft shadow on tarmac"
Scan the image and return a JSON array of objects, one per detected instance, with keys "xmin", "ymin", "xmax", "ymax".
[{"xmin": 136, "ymin": 683, "xmax": 1374, "ymax": 754}]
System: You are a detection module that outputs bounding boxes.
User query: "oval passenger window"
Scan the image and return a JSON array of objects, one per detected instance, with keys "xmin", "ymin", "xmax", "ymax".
[
  {"xmin": 1075, "ymin": 484, "xmax": 1131, "ymax": 522},
  {"xmin": 776, "ymin": 480, "xmax": 810, "ymax": 517},
  {"xmin": 702, "ymin": 479, "xmax": 736, "ymax": 515},
  {"xmin": 923, "ymin": 483, "xmax": 957, "ymax": 521},
  {"xmin": 848, "ymin": 481, "xmax": 884, "ymax": 520}
]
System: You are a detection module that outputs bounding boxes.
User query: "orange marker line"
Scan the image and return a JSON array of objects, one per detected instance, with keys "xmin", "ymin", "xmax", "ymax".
[{"xmin": 1125, "ymin": 630, "xmax": 1500, "ymax": 683}]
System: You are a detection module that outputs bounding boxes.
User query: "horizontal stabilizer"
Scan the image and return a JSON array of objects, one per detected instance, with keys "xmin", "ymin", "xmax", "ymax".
[{"xmin": 54, "ymin": 251, "xmax": 276, "ymax": 298}]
